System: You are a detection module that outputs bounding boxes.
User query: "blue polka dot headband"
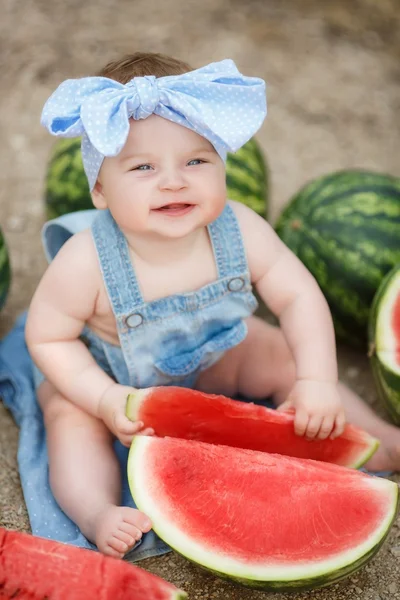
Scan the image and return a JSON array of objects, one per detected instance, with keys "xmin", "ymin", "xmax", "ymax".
[{"xmin": 41, "ymin": 59, "xmax": 267, "ymax": 190}]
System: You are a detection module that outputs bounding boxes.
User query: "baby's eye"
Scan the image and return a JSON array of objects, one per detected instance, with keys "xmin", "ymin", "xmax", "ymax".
[
  {"xmin": 187, "ymin": 159, "xmax": 206, "ymax": 166},
  {"xmin": 132, "ymin": 164, "xmax": 153, "ymax": 171}
]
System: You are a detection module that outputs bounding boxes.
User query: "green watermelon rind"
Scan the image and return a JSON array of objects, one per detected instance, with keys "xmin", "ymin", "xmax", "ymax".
[
  {"xmin": 155, "ymin": 508, "xmax": 399, "ymax": 592},
  {"xmin": 45, "ymin": 138, "xmax": 92, "ymax": 220},
  {"xmin": 226, "ymin": 138, "xmax": 269, "ymax": 219},
  {"xmin": 274, "ymin": 169, "xmax": 400, "ymax": 348},
  {"xmin": 350, "ymin": 437, "xmax": 380, "ymax": 470},
  {"xmin": 369, "ymin": 264, "xmax": 400, "ymax": 424},
  {"xmin": 125, "ymin": 388, "xmax": 379, "ymax": 470},
  {"xmin": 44, "ymin": 137, "xmax": 269, "ymax": 220},
  {"xmin": 0, "ymin": 228, "xmax": 11, "ymax": 311},
  {"xmin": 128, "ymin": 437, "xmax": 399, "ymax": 591},
  {"xmin": 202, "ymin": 520, "xmax": 399, "ymax": 591},
  {"xmin": 370, "ymin": 358, "xmax": 400, "ymax": 425},
  {"xmin": 373, "ymin": 267, "xmax": 400, "ymax": 375}
]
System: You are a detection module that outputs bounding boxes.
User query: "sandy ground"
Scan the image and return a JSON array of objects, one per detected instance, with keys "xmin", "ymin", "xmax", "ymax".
[{"xmin": 1, "ymin": 0, "xmax": 400, "ymax": 598}]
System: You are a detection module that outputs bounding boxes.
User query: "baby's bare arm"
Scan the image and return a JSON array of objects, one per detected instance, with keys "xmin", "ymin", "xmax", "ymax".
[
  {"xmin": 26, "ymin": 230, "xmax": 116, "ymax": 417},
  {"xmin": 231, "ymin": 201, "xmax": 337, "ymax": 384}
]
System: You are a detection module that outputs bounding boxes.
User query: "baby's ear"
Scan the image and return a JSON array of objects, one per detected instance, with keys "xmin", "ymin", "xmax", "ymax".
[{"xmin": 91, "ymin": 180, "xmax": 108, "ymax": 209}]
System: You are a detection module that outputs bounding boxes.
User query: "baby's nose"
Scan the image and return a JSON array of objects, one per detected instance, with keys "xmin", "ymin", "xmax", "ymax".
[{"xmin": 160, "ymin": 169, "xmax": 187, "ymax": 191}]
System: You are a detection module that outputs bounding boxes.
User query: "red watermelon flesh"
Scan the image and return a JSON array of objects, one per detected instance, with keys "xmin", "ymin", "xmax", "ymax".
[
  {"xmin": 126, "ymin": 387, "xmax": 378, "ymax": 468},
  {"xmin": 128, "ymin": 436, "xmax": 399, "ymax": 590},
  {"xmin": 0, "ymin": 527, "xmax": 186, "ymax": 599}
]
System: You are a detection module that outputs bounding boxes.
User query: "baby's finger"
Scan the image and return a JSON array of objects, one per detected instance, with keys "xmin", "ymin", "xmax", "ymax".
[
  {"xmin": 276, "ymin": 398, "xmax": 294, "ymax": 412},
  {"xmin": 117, "ymin": 425, "xmax": 154, "ymax": 447},
  {"xmin": 138, "ymin": 427, "xmax": 155, "ymax": 436},
  {"xmin": 294, "ymin": 409, "xmax": 309, "ymax": 437},
  {"xmin": 119, "ymin": 434, "xmax": 135, "ymax": 448},
  {"xmin": 316, "ymin": 416, "xmax": 334, "ymax": 440},
  {"xmin": 330, "ymin": 412, "xmax": 346, "ymax": 439},
  {"xmin": 116, "ymin": 417, "xmax": 144, "ymax": 434},
  {"xmin": 305, "ymin": 415, "xmax": 322, "ymax": 440}
]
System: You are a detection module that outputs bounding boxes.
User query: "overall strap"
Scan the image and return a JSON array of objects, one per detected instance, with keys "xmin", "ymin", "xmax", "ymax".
[
  {"xmin": 91, "ymin": 210, "xmax": 144, "ymax": 318},
  {"xmin": 41, "ymin": 209, "xmax": 99, "ymax": 263},
  {"xmin": 208, "ymin": 204, "xmax": 249, "ymax": 279}
]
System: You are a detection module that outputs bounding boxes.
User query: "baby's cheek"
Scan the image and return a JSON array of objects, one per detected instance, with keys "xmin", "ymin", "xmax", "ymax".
[
  {"xmin": 212, "ymin": 190, "xmax": 227, "ymax": 217},
  {"xmin": 110, "ymin": 203, "xmax": 145, "ymax": 233}
]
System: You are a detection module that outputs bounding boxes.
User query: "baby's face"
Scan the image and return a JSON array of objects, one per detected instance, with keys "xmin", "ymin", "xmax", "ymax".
[{"xmin": 93, "ymin": 115, "xmax": 226, "ymax": 239}]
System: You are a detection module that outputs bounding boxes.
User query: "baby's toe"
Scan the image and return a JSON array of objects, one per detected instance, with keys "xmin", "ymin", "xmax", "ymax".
[
  {"xmin": 120, "ymin": 520, "xmax": 145, "ymax": 542},
  {"xmin": 115, "ymin": 527, "xmax": 138, "ymax": 548},
  {"xmin": 121, "ymin": 507, "xmax": 151, "ymax": 532},
  {"xmin": 107, "ymin": 535, "xmax": 130, "ymax": 555},
  {"xmin": 104, "ymin": 543, "xmax": 125, "ymax": 559}
]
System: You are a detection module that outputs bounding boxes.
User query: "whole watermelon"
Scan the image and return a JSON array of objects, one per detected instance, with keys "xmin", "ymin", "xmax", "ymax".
[
  {"xmin": 275, "ymin": 170, "xmax": 400, "ymax": 348},
  {"xmin": 225, "ymin": 138, "xmax": 268, "ymax": 219},
  {"xmin": 45, "ymin": 137, "xmax": 268, "ymax": 220},
  {"xmin": 369, "ymin": 264, "xmax": 400, "ymax": 424},
  {"xmin": 0, "ymin": 227, "xmax": 11, "ymax": 311}
]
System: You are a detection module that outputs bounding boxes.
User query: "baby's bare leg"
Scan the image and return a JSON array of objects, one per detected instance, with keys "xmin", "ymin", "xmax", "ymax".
[
  {"xmin": 196, "ymin": 316, "xmax": 296, "ymax": 402},
  {"xmin": 196, "ymin": 316, "xmax": 400, "ymax": 471},
  {"xmin": 335, "ymin": 382, "xmax": 400, "ymax": 471},
  {"xmin": 38, "ymin": 381, "xmax": 151, "ymax": 558}
]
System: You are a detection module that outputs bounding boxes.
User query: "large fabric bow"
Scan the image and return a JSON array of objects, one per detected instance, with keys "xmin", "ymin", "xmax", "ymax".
[{"xmin": 41, "ymin": 59, "xmax": 267, "ymax": 189}]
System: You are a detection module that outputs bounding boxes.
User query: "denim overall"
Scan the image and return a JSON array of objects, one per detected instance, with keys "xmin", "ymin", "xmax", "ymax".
[
  {"xmin": 37, "ymin": 204, "xmax": 259, "ymax": 390},
  {"xmin": 27, "ymin": 204, "xmax": 258, "ymax": 558}
]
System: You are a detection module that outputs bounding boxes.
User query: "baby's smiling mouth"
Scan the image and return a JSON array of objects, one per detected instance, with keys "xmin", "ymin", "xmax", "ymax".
[{"xmin": 153, "ymin": 203, "xmax": 194, "ymax": 215}]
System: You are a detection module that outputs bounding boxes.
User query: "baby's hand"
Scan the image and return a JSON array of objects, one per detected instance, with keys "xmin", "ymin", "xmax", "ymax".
[
  {"xmin": 277, "ymin": 380, "xmax": 346, "ymax": 440},
  {"xmin": 98, "ymin": 384, "xmax": 154, "ymax": 447}
]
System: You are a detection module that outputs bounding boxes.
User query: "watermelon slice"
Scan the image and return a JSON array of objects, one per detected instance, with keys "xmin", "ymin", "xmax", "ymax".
[
  {"xmin": 126, "ymin": 387, "xmax": 378, "ymax": 468},
  {"xmin": 369, "ymin": 264, "xmax": 400, "ymax": 424},
  {"xmin": 128, "ymin": 436, "xmax": 399, "ymax": 591},
  {"xmin": 0, "ymin": 527, "xmax": 187, "ymax": 599}
]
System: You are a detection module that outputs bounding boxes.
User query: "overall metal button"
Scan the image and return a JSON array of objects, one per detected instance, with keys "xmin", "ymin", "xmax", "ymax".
[
  {"xmin": 227, "ymin": 277, "xmax": 245, "ymax": 292},
  {"xmin": 125, "ymin": 313, "xmax": 143, "ymax": 328}
]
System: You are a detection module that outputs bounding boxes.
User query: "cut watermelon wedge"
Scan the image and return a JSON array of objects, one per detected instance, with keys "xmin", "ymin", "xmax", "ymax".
[
  {"xmin": 0, "ymin": 527, "xmax": 187, "ymax": 599},
  {"xmin": 128, "ymin": 436, "xmax": 399, "ymax": 591},
  {"xmin": 369, "ymin": 264, "xmax": 400, "ymax": 424},
  {"xmin": 126, "ymin": 387, "xmax": 378, "ymax": 468}
]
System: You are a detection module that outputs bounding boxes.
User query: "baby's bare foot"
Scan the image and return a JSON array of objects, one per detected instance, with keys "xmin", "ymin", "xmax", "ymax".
[
  {"xmin": 365, "ymin": 443, "xmax": 400, "ymax": 473},
  {"xmin": 92, "ymin": 505, "xmax": 152, "ymax": 558},
  {"xmin": 364, "ymin": 425, "xmax": 400, "ymax": 473}
]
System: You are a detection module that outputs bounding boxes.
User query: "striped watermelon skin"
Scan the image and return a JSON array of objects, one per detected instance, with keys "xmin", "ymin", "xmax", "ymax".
[
  {"xmin": 275, "ymin": 170, "xmax": 400, "ymax": 348},
  {"xmin": 369, "ymin": 265, "xmax": 400, "ymax": 425},
  {"xmin": 45, "ymin": 138, "xmax": 91, "ymax": 220},
  {"xmin": 45, "ymin": 137, "xmax": 268, "ymax": 220},
  {"xmin": 225, "ymin": 137, "xmax": 268, "ymax": 218},
  {"xmin": 0, "ymin": 227, "xmax": 11, "ymax": 311}
]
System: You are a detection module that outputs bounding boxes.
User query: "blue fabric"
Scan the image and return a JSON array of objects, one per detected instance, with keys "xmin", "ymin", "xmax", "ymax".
[
  {"xmin": 0, "ymin": 202, "xmax": 258, "ymax": 558},
  {"xmin": 40, "ymin": 59, "xmax": 267, "ymax": 189},
  {"xmin": 0, "ymin": 312, "xmax": 170, "ymax": 561},
  {"xmin": 38, "ymin": 206, "xmax": 259, "ymax": 390}
]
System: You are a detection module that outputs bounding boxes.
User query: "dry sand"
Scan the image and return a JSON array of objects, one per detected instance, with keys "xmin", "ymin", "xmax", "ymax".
[{"xmin": 0, "ymin": 1, "xmax": 399, "ymax": 598}]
